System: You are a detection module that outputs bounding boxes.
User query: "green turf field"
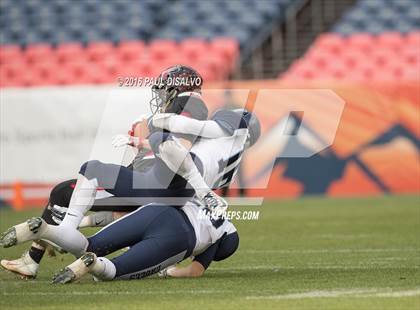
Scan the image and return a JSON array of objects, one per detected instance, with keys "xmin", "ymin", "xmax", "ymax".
[{"xmin": 0, "ymin": 195, "xmax": 419, "ymax": 310}]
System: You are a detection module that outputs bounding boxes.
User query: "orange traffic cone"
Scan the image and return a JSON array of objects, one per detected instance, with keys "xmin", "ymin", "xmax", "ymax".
[{"xmin": 13, "ymin": 182, "xmax": 24, "ymax": 211}]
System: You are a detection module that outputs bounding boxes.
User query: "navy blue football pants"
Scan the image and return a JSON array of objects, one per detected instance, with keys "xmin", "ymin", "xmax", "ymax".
[
  {"xmin": 80, "ymin": 159, "xmax": 195, "ymax": 206},
  {"xmin": 78, "ymin": 132, "xmax": 200, "ymax": 207},
  {"xmin": 87, "ymin": 204, "xmax": 196, "ymax": 279}
]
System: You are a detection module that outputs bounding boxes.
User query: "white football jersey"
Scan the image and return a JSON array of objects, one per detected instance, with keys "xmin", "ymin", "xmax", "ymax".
[
  {"xmin": 182, "ymin": 198, "xmax": 237, "ymax": 256},
  {"xmin": 190, "ymin": 127, "xmax": 248, "ymax": 189}
]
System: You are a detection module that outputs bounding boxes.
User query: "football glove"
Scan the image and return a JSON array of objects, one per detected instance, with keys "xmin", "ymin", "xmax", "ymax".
[{"xmin": 111, "ymin": 134, "xmax": 142, "ymax": 148}]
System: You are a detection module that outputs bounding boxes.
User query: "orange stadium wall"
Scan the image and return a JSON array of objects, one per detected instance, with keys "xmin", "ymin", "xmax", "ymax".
[
  {"xmin": 204, "ymin": 80, "xmax": 419, "ymax": 198},
  {"xmin": 0, "ymin": 80, "xmax": 419, "ymax": 209}
]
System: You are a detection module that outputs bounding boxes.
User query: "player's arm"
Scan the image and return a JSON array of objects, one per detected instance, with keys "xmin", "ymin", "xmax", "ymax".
[
  {"xmin": 149, "ymin": 114, "xmax": 228, "ymax": 138},
  {"xmin": 165, "ymin": 261, "xmax": 205, "ymax": 278},
  {"xmin": 164, "ymin": 241, "xmax": 219, "ymax": 278}
]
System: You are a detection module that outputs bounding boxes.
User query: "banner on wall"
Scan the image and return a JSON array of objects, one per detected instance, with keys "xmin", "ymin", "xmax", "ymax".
[
  {"xmin": 0, "ymin": 81, "xmax": 419, "ymax": 208},
  {"xmin": 0, "ymin": 85, "xmax": 155, "ymax": 183}
]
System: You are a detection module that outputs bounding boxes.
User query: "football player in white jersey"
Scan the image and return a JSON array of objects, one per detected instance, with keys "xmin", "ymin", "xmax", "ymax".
[
  {"xmin": 0, "ymin": 65, "xmax": 224, "ymax": 256},
  {"xmin": 52, "ymin": 199, "xmax": 239, "ymax": 283},
  {"xmin": 0, "ymin": 107, "xmax": 261, "ymax": 279},
  {"xmin": 149, "ymin": 108, "xmax": 260, "ymax": 191},
  {"xmin": 51, "ymin": 108, "xmax": 260, "ymax": 282}
]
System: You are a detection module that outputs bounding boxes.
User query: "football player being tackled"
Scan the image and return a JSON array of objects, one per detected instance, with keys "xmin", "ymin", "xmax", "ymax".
[
  {"xmin": 0, "ymin": 65, "xmax": 261, "ymax": 280},
  {"xmin": 51, "ymin": 105, "xmax": 261, "ymax": 283}
]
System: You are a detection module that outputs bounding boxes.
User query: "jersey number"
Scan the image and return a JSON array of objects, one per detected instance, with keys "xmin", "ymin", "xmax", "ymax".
[{"xmin": 216, "ymin": 152, "xmax": 242, "ymax": 188}]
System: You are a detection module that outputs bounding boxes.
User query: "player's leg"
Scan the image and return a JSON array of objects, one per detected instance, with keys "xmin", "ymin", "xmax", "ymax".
[
  {"xmin": 0, "ymin": 159, "xmax": 193, "ymax": 255},
  {"xmin": 0, "ymin": 161, "xmax": 135, "ymax": 255},
  {"xmin": 0, "ymin": 180, "xmax": 93, "ymax": 256},
  {"xmin": 150, "ymin": 131, "xmax": 227, "ymax": 211},
  {"xmin": 0, "ymin": 179, "xmax": 76, "ymax": 278},
  {"xmin": 0, "ymin": 179, "xmax": 96, "ymax": 256},
  {"xmin": 52, "ymin": 205, "xmax": 196, "ymax": 283},
  {"xmin": 1, "ymin": 178, "xmax": 136, "ymax": 277},
  {"xmin": 54, "ymin": 235, "xmax": 191, "ymax": 283},
  {"xmin": 28, "ymin": 162, "xmax": 141, "ymax": 256}
]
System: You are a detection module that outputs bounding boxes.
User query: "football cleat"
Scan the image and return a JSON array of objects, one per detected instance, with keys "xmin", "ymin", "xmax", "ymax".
[
  {"xmin": 0, "ymin": 251, "xmax": 39, "ymax": 279},
  {"xmin": 202, "ymin": 191, "xmax": 228, "ymax": 217},
  {"xmin": 51, "ymin": 267, "xmax": 76, "ymax": 284},
  {"xmin": 0, "ymin": 217, "xmax": 44, "ymax": 248},
  {"xmin": 52, "ymin": 252, "xmax": 96, "ymax": 284}
]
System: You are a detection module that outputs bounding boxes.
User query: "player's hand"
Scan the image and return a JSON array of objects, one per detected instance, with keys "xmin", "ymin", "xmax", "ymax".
[
  {"xmin": 158, "ymin": 265, "xmax": 177, "ymax": 278},
  {"xmin": 111, "ymin": 134, "xmax": 131, "ymax": 148},
  {"xmin": 128, "ymin": 114, "xmax": 151, "ymax": 139},
  {"xmin": 131, "ymin": 119, "xmax": 150, "ymax": 141}
]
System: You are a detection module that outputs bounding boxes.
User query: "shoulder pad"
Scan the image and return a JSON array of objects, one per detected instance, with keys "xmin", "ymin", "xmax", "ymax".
[
  {"xmin": 167, "ymin": 96, "xmax": 208, "ymax": 120},
  {"xmin": 211, "ymin": 109, "xmax": 248, "ymax": 135}
]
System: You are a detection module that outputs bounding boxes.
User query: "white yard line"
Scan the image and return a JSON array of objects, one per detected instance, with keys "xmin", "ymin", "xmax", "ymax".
[
  {"xmin": 211, "ymin": 265, "xmax": 419, "ymax": 271},
  {"xmin": 1, "ymin": 289, "xmax": 225, "ymax": 296},
  {"xmin": 6, "ymin": 288, "xmax": 419, "ymax": 299},
  {"xmin": 242, "ymin": 248, "xmax": 418, "ymax": 254},
  {"xmin": 246, "ymin": 288, "xmax": 420, "ymax": 300}
]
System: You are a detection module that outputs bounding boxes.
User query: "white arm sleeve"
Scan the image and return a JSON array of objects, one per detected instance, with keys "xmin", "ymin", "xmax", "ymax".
[{"xmin": 150, "ymin": 114, "xmax": 228, "ymax": 138}]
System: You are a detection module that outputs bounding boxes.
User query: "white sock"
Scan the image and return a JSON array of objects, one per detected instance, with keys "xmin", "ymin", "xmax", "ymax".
[
  {"xmin": 159, "ymin": 139, "xmax": 210, "ymax": 199},
  {"xmin": 79, "ymin": 212, "xmax": 114, "ymax": 228},
  {"xmin": 61, "ymin": 175, "xmax": 98, "ymax": 229},
  {"xmin": 90, "ymin": 257, "xmax": 116, "ymax": 281},
  {"xmin": 41, "ymin": 224, "xmax": 88, "ymax": 258}
]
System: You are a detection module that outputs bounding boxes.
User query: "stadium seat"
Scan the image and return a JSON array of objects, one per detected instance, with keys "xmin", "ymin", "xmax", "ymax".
[
  {"xmin": 376, "ymin": 32, "xmax": 405, "ymax": 51},
  {"xmin": 0, "ymin": 37, "xmax": 237, "ymax": 87},
  {"xmin": 55, "ymin": 43, "xmax": 85, "ymax": 64},
  {"xmin": 333, "ymin": 0, "xmax": 420, "ymax": 35},
  {"xmin": 0, "ymin": 45, "xmax": 23, "ymax": 65},
  {"xmin": 0, "ymin": 0, "xmax": 303, "ymax": 87},
  {"xmin": 117, "ymin": 41, "xmax": 146, "ymax": 63},
  {"xmin": 180, "ymin": 39, "xmax": 209, "ymax": 62},
  {"xmin": 24, "ymin": 44, "xmax": 54, "ymax": 64},
  {"xmin": 406, "ymin": 31, "xmax": 420, "ymax": 45},
  {"xmin": 346, "ymin": 33, "xmax": 375, "ymax": 53},
  {"xmin": 86, "ymin": 42, "xmax": 114, "ymax": 62},
  {"xmin": 210, "ymin": 37, "xmax": 239, "ymax": 66},
  {"xmin": 1, "ymin": 0, "xmax": 305, "ymax": 87},
  {"xmin": 54, "ymin": 66, "xmax": 80, "ymax": 85},
  {"xmin": 148, "ymin": 39, "xmax": 178, "ymax": 61},
  {"xmin": 312, "ymin": 33, "xmax": 345, "ymax": 55},
  {"xmin": 0, "ymin": 63, "xmax": 26, "ymax": 87},
  {"xmin": 281, "ymin": 31, "xmax": 420, "ymax": 83}
]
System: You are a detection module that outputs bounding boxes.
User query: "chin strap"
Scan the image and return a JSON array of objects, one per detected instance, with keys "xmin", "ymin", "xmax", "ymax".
[{"xmin": 177, "ymin": 91, "xmax": 202, "ymax": 98}]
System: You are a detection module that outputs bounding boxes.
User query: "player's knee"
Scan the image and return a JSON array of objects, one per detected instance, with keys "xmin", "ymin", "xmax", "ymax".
[
  {"xmin": 213, "ymin": 232, "xmax": 239, "ymax": 262},
  {"xmin": 79, "ymin": 160, "xmax": 103, "ymax": 178},
  {"xmin": 148, "ymin": 132, "xmax": 173, "ymax": 155},
  {"xmin": 49, "ymin": 179, "xmax": 75, "ymax": 207},
  {"xmin": 86, "ymin": 236, "xmax": 112, "ymax": 257}
]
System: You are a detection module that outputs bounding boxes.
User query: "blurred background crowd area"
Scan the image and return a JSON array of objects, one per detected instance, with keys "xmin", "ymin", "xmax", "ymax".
[
  {"xmin": 0, "ymin": 0, "xmax": 418, "ymax": 85},
  {"xmin": 0, "ymin": 0, "xmax": 419, "ymax": 208}
]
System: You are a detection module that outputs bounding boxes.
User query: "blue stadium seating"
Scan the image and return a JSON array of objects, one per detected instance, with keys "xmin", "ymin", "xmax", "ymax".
[
  {"xmin": 0, "ymin": 0, "xmax": 169, "ymax": 46},
  {"xmin": 333, "ymin": 0, "xmax": 420, "ymax": 35},
  {"xmin": 155, "ymin": 0, "xmax": 291, "ymax": 47},
  {"xmin": 0, "ymin": 0, "xmax": 297, "ymax": 51},
  {"xmin": 0, "ymin": 0, "xmax": 303, "ymax": 86}
]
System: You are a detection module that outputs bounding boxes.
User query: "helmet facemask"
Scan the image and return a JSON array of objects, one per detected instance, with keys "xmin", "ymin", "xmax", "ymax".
[
  {"xmin": 150, "ymin": 84, "xmax": 177, "ymax": 114},
  {"xmin": 149, "ymin": 65, "xmax": 203, "ymax": 115}
]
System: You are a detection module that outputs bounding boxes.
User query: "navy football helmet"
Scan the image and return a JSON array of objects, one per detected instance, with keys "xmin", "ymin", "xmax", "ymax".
[
  {"xmin": 233, "ymin": 109, "xmax": 261, "ymax": 147},
  {"xmin": 150, "ymin": 65, "xmax": 203, "ymax": 114}
]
